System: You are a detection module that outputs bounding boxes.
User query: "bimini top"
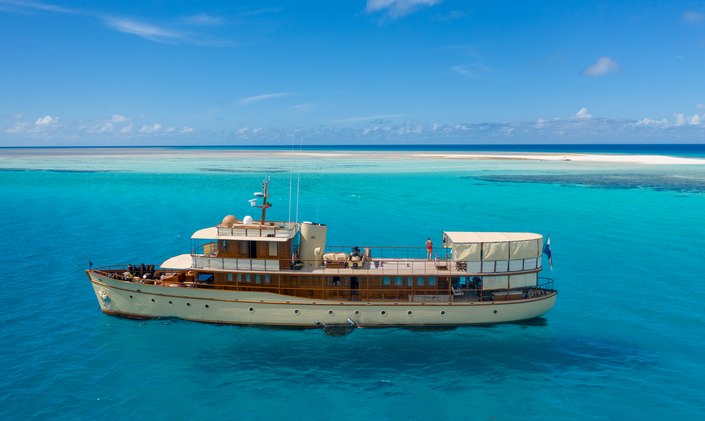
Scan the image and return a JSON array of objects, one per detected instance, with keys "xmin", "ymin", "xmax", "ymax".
[{"xmin": 443, "ymin": 231, "xmax": 543, "ymax": 262}]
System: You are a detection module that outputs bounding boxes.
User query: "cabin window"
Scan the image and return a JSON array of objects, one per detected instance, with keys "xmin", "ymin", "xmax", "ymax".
[
  {"xmin": 428, "ymin": 276, "xmax": 436, "ymax": 286},
  {"xmin": 245, "ymin": 273, "xmax": 251, "ymax": 283},
  {"xmin": 221, "ymin": 240, "xmax": 228, "ymax": 250},
  {"xmin": 383, "ymin": 276, "xmax": 391, "ymax": 286},
  {"xmin": 227, "ymin": 273, "xmax": 233, "ymax": 283},
  {"xmin": 417, "ymin": 277, "xmax": 425, "ymax": 286},
  {"xmin": 394, "ymin": 276, "xmax": 402, "ymax": 286},
  {"xmin": 239, "ymin": 241, "xmax": 248, "ymax": 256},
  {"xmin": 237, "ymin": 273, "xmax": 242, "ymax": 282},
  {"xmin": 407, "ymin": 277, "xmax": 413, "ymax": 287},
  {"xmin": 269, "ymin": 242, "xmax": 278, "ymax": 256},
  {"xmin": 197, "ymin": 273, "xmax": 214, "ymax": 284},
  {"xmin": 264, "ymin": 274, "xmax": 271, "ymax": 284},
  {"xmin": 255, "ymin": 274, "xmax": 261, "ymax": 284}
]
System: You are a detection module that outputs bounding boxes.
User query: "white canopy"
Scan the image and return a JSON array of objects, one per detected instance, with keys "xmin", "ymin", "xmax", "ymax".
[
  {"xmin": 191, "ymin": 227, "xmax": 293, "ymax": 242},
  {"xmin": 444, "ymin": 232, "xmax": 543, "ymax": 262},
  {"xmin": 160, "ymin": 253, "xmax": 193, "ymax": 270}
]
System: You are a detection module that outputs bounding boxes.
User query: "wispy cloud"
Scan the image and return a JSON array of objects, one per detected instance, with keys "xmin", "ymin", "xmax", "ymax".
[
  {"xmin": 366, "ymin": 0, "xmax": 441, "ymax": 19},
  {"xmin": 583, "ymin": 56, "xmax": 619, "ymax": 77},
  {"xmin": 103, "ymin": 17, "xmax": 186, "ymax": 43},
  {"xmin": 0, "ymin": 0, "xmax": 78, "ymax": 15},
  {"xmin": 239, "ymin": 92, "xmax": 291, "ymax": 105},
  {"xmin": 1, "ymin": 1, "xmax": 224, "ymax": 44},
  {"xmin": 451, "ymin": 63, "xmax": 492, "ymax": 78},
  {"xmin": 682, "ymin": 11, "xmax": 704, "ymax": 24}
]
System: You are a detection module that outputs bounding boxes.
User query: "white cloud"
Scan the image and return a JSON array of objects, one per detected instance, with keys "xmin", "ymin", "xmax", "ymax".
[
  {"xmin": 120, "ymin": 125, "xmax": 134, "ymax": 134},
  {"xmin": 583, "ymin": 56, "xmax": 619, "ymax": 77},
  {"xmin": 674, "ymin": 113, "xmax": 687, "ymax": 126},
  {"xmin": 366, "ymin": 0, "xmax": 441, "ymax": 19},
  {"xmin": 636, "ymin": 118, "xmax": 669, "ymax": 127},
  {"xmin": 180, "ymin": 127, "xmax": 194, "ymax": 133},
  {"xmin": 682, "ymin": 11, "xmax": 704, "ymax": 24},
  {"xmin": 35, "ymin": 115, "xmax": 59, "ymax": 126},
  {"xmin": 139, "ymin": 123, "xmax": 162, "ymax": 133},
  {"xmin": 103, "ymin": 18, "xmax": 185, "ymax": 43},
  {"xmin": 575, "ymin": 107, "xmax": 592, "ymax": 119},
  {"xmin": 239, "ymin": 92, "xmax": 291, "ymax": 105},
  {"xmin": 535, "ymin": 118, "xmax": 545, "ymax": 129},
  {"xmin": 688, "ymin": 114, "xmax": 701, "ymax": 125},
  {"xmin": 110, "ymin": 114, "xmax": 128, "ymax": 123}
]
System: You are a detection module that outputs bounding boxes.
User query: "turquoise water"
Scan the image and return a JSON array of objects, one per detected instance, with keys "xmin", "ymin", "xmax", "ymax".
[{"xmin": 1, "ymin": 150, "xmax": 705, "ymax": 420}]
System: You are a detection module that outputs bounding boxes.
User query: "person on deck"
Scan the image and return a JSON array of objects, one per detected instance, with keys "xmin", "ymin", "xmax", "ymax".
[{"xmin": 425, "ymin": 237, "xmax": 433, "ymax": 260}]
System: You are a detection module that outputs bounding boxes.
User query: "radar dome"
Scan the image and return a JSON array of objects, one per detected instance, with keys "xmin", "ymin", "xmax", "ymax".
[
  {"xmin": 219, "ymin": 215, "xmax": 237, "ymax": 228},
  {"xmin": 243, "ymin": 215, "xmax": 253, "ymax": 225}
]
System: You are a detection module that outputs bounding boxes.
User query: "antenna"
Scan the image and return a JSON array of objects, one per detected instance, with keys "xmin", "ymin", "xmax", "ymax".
[
  {"xmin": 295, "ymin": 137, "xmax": 302, "ymax": 223},
  {"xmin": 248, "ymin": 177, "xmax": 272, "ymax": 225}
]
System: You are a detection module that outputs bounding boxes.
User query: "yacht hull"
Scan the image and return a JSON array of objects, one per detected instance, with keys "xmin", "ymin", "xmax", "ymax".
[{"xmin": 88, "ymin": 271, "xmax": 557, "ymax": 328}]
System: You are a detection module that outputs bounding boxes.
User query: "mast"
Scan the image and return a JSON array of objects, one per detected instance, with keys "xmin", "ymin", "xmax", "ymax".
[{"xmin": 250, "ymin": 177, "xmax": 272, "ymax": 225}]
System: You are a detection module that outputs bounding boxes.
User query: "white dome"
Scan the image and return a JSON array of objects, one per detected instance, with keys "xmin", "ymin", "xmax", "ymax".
[{"xmin": 243, "ymin": 215, "xmax": 253, "ymax": 225}]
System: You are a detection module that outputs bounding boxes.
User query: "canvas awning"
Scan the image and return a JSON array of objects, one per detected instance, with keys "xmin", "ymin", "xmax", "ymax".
[{"xmin": 444, "ymin": 232, "xmax": 543, "ymax": 262}]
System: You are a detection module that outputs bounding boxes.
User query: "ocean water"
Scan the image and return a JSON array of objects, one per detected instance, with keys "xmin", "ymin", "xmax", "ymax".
[{"xmin": 1, "ymin": 148, "xmax": 704, "ymax": 420}]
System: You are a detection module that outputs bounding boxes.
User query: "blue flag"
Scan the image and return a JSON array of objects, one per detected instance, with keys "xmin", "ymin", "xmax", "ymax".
[{"xmin": 543, "ymin": 236, "xmax": 553, "ymax": 270}]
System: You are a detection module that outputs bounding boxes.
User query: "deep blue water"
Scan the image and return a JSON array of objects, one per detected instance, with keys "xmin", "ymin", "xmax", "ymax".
[
  {"xmin": 1, "ymin": 151, "xmax": 704, "ymax": 420},
  {"xmin": 3, "ymin": 143, "xmax": 705, "ymax": 157}
]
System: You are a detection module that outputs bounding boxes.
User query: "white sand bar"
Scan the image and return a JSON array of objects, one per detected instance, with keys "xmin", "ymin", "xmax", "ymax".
[{"xmin": 411, "ymin": 153, "xmax": 705, "ymax": 165}]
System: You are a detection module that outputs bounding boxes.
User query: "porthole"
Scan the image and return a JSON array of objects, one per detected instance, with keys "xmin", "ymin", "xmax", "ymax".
[
  {"xmin": 205, "ymin": 304, "xmax": 209, "ymax": 308},
  {"xmin": 129, "ymin": 295, "xmax": 133, "ymax": 299},
  {"xmin": 493, "ymin": 310, "xmax": 498, "ymax": 314},
  {"xmin": 328, "ymin": 310, "xmax": 334, "ymax": 315},
  {"xmin": 187, "ymin": 303, "xmax": 191, "ymax": 306},
  {"xmin": 354, "ymin": 310, "xmax": 360, "ymax": 315},
  {"xmin": 137, "ymin": 289, "xmax": 141, "ymax": 292},
  {"xmin": 169, "ymin": 301, "xmax": 173, "ymax": 304},
  {"xmin": 249, "ymin": 307, "xmax": 255, "ymax": 312},
  {"xmin": 294, "ymin": 309, "xmax": 300, "ymax": 315},
  {"xmin": 440, "ymin": 310, "xmax": 446, "ymax": 316},
  {"xmin": 380, "ymin": 310, "xmax": 387, "ymax": 316},
  {"xmin": 151, "ymin": 298, "xmax": 155, "ymax": 302},
  {"xmin": 407, "ymin": 310, "xmax": 413, "ymax": 316}
]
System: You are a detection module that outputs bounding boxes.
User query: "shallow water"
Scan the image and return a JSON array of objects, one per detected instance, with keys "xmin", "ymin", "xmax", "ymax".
[{"xmin": 1, "ymin": 150, "xmax": 704, "ymax": 420}]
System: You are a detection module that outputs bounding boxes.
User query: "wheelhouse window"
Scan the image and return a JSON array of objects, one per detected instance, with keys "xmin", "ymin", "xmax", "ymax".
[{"xmin": 269, "ymin": 242, "xmax": 278, "ymax": 257}]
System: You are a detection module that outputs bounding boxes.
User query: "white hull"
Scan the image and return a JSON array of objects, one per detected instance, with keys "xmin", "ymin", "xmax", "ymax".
[{"xmin": 89, "ymin": 272, "xmax": 557, "ymax": 327}]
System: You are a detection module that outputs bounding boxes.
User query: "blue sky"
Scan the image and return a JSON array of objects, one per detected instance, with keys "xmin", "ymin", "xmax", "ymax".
[{"xmin": 1, "ymin": 0, "xmax": 705, "ymax": 145}]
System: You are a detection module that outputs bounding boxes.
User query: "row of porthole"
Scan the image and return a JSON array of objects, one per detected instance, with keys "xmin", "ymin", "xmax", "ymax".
[
  {"xmin": 126, "ymin": 296, "xmax": 499, "ymax": 316},
  {"xmin": 128, "ymin": 295, "xmax": 210, "ymax": 308}
]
